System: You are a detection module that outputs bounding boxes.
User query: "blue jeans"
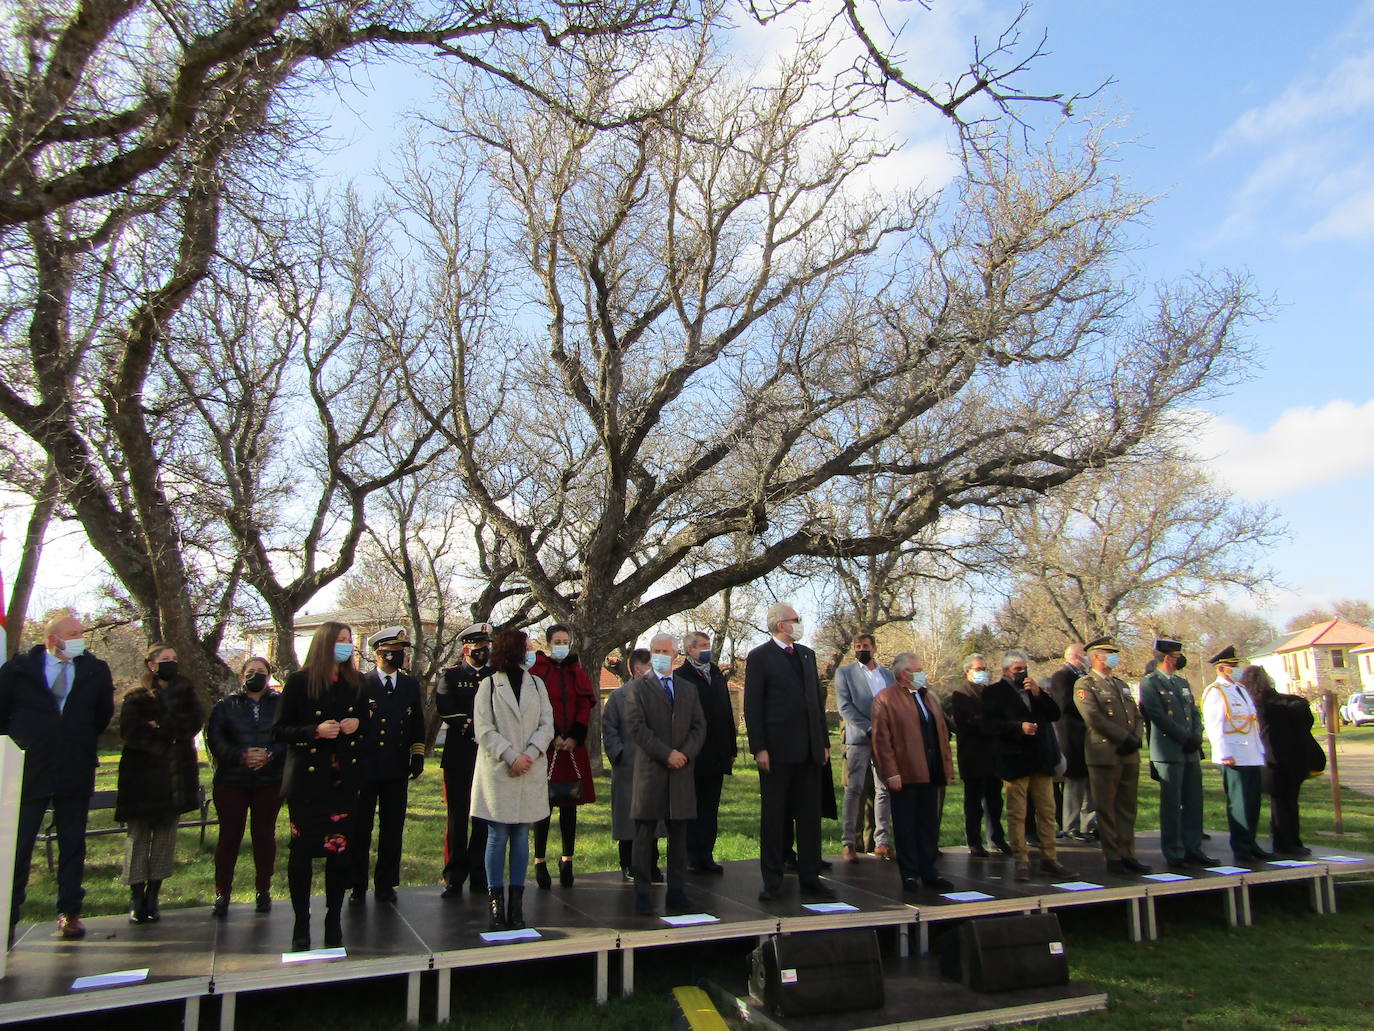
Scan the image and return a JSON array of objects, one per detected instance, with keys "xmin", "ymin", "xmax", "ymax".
[{"xmin": 484, "ymin": 822, "xmax": 530, "ymax": 888}]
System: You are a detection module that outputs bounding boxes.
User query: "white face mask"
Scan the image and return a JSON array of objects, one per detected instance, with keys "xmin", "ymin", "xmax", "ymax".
[
  {"xmin": 788, "ymin": 620, "xmax": 804, "ymax": 642},
  {"xmin": 61, "ymin": 638, "xmax": 86, "ymax": 658}
]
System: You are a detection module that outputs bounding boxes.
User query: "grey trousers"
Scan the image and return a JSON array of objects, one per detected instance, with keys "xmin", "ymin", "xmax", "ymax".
[
  {"xmin": 124, "ymin": 818, "xmax": 177, "ymax": 884},
  {"xmin": 1062, "ymin": 776, "xmax": 1097, "ymax": 834},
  {"xmin": 842, "ymin": 739, "xmax": 890, "ymax": 847}
]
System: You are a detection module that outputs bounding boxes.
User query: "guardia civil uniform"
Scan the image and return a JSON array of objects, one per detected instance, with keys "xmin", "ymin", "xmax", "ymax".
[{"xmin": 1138, "ymin": 638, "xmax": 1211, "ymax": 867}]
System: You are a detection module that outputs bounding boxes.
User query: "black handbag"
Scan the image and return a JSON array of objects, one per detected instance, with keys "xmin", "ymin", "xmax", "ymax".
[{"xmin": 548, "ymin": 750, "xmax": 582, "ymax": 805}]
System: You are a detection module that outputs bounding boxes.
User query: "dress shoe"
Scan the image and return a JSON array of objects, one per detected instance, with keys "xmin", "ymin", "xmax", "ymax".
[
  {"xmin": 1250, "ymin": 848, "xmax": 1276, "ymax": 861},
  {"xmin": 799, "ymin": 881, "xmax": 835, "ymax": 900},
  {"xmin": 968, "ymin": 845, "xmax": 991, "ymax": 858},
  {"xmin": 129, "ymin": 883, "xmax": 148, "ymax": 924},
  {"xmin": 323, "ymin": 913, "xmax": 343, "ymax": 949},
  {"xmin": 634, "ymin": 892, "xmax": 656, "ymax": 916},
  {"xmin": 1106, "ymin": 859, "xmax": 1128, "ymax": 875},
  {"xmin": 874, "ymin": 845, "xmax": 895, "ymax": 860},
  {"xmin": 993, "ymin": 842, "xmax": 1014, "ymax": 856},
  {"xmin": 842, "ymin": 844, "xmax": 858, "ymax": 863},
  {"xmin": 1281, "ymin": 846, "xmax": 1313, "ymax": 858},
  {"xmin": 1038, "ymin": 859, "xmax": 1074, "ymax": 878},
  {"xmin": 705, "ymin": 860, "xmax": 724, "ymax": 874},
  {"xmin": 900, "ymin": 878, "xmax": 922, "ymax": 894},
  {"xmin": 1201, "ymin": 831, "xmax": 1212, "ymax": 840},
  {"xmin": 1014, "ymin": 863, "xmax": 1031, "ymax": 882},
  {"xmin": 1166, "ymin": 860, "xmax": 1193, "ymax": 873},
  {"xmin": 783, "ymin": 854, "xmax": 799, "ymax": 872},
  {"xmin": 534, "ymin": 860, "xmax": 552, "ymax": 890},
  {"xmin": 213, "ymin": 892, "xmax": 230, "ymax": 918},
  {"xmin": 349, "ymin": 888, "xmax": 366, "ymax": 905},
  {"xmin": 290, "ymin": 919, "xmax": 310, "ymax": 953},
  {"xmin": 1121, "ymin": 857, "xmax": 1152, "ymax": 874},
  {"xmin": 922, "ymin": 875, "xmax": 954, "ymax": 890},
  {"xmin": 441, "ymin": 882, "xmax": 462, "ymax": 899},
  {"xmin": 665, "ymin": 892, "xmax": 697, "ymax": 914},
  {"xmin": 620, "ymin": 867, "xmax": 634, "ymax": 882},
  {"xmin": 57, "ymin": 914, "xmax": 86, "ymax": 940},
  {"xmin": 818, "ymin": 859, "xmax": 834, "ymax": 872},
  {"xmin": 1187, "ymin": 854, "xmax": 1219, "ymax": 867},
  {"xmin": 757, "ymin": 887, "xmax": 781, "ymax": 902},
  {"xmin": 256, "ymin": 891, "xmax": 272, "ymax": 913},
  {"xmin": 375, "ymin": 887, "xmax": 399, "ymax": 904},
  {"xmin": 145, "ymin": 880, "xmax": 162, "ymax": 922}
]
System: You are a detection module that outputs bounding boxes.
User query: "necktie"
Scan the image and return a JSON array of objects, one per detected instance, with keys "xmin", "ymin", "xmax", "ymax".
[
  {"xmin": 784, "ymin": 644, "xmax": 794, "ymax": 654},
  {"xmin": 661, "ymin": 677, "xmax": 675, "ymax": 704},
  {"xmin": 385, "ymin": 675, "xmax": 394, "ymax": 694},
  {"xmin": 53, "ymin": 660, "xmax": 71, "ymax": 711}
]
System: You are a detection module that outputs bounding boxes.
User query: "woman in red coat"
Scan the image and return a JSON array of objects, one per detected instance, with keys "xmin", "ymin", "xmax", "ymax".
[{"xmin": 528, "ymin": 624, "xmax": 598, "ymax": 888}]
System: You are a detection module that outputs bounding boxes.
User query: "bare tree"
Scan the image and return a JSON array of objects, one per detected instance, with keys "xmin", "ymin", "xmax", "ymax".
[{"xmin": 1285, "ymin": 600, "xmax": 1374, "ymax": 633}]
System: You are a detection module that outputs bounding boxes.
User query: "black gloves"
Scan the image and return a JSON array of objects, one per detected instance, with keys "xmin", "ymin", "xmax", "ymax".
[
  {"xmin": 1183, "ymin": 734, "xmax": 1203, "ymax": 754},
  {"xmin": 1115, "ymin": 735, "xmax": 1141, "ymax": 756},
  {"xmin": 409, "ymin": 754, "xmax": 424, "ymax": 780}
]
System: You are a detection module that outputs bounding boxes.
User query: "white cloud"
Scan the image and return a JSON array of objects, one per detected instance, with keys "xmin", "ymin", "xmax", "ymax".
[{"xmin": 1194, "ymin": 398, "xmax": 1374, "ymax": 499}]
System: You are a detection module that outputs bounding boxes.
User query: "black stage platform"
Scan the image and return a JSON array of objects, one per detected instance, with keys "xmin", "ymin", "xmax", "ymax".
[{"xmin": 3, "ymin": 834, "xmax": 1370, "ymax": 1030}]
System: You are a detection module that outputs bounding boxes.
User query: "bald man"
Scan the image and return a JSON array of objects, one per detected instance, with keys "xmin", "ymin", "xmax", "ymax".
[{"xmin": 0, "ymin": 613, "xmax": 115, "ymax": 940}]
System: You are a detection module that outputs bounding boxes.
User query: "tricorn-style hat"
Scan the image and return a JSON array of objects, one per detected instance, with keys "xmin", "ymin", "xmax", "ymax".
[
  {"xmin": 368, "ymin": 626, "xmax": 413, "ymax": 652},
  {"xmin": 1154, "ymin": 638, "xmax": 1183, "ymax": 654}
]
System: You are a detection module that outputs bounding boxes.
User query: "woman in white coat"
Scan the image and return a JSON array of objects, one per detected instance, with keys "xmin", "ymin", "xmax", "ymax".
[{"xmin": 472, "ymin": 628, "xmax": 554, "ymax": 931}]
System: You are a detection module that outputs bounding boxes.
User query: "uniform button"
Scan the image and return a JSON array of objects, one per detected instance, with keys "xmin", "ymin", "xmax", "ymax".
[{"xmin": 308, "ymin": 766, "xmax": 316, "ymax": 773}]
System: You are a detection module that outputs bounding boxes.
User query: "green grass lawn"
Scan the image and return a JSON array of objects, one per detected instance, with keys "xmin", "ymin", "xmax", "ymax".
[{"xmin": 14, "ymin": 728, "xmax": 1374, "ymax": 1029}]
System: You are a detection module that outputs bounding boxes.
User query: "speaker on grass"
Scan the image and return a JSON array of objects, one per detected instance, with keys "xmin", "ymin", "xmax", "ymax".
[
  {"xmin": 943, "ymin": 913, "xmax": 1069, "ymax": 993},
  {"xmin": 748, "ymin": 928, "xmax": 884, "ymax": 1017}
]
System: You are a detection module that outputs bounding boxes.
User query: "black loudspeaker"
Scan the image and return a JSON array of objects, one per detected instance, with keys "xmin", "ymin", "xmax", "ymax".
[
  {"xmin": 749, "ymin": 928, "xmax": 885, "ymax": 1017},
  {"xmin": 939, "ymin": 914, "xmax": 1068, "ymax": 993}
]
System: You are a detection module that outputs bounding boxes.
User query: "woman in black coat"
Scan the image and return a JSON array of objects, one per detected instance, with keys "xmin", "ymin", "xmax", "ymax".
[
  {"xmin": 1241, "ymin": 665, "xmax": 1324, "ymax": 857},
  {"xmin": 116, "ymin": 643, "xmax": 206, "ymax": 924},
  {"xmin": 270, "ymin": 621, "xmax": 367, "ymax": 952},
  {"xmin": 207, "ymin": 656, "xmax": 286, "ymax": 917}
]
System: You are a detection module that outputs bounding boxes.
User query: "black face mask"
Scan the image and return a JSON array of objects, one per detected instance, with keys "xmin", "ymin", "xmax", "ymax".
[
  {"xmin": 156, "ymin": 660, "xmax": 179, "ymax": 682},
  {"xmin": 468, "ymin": 647, "xmax": 489, "ymax": 667},
  {"xmin": 1011, "ymin": 670, "xmax": 1028, "ymax": 686},
  {"xmin": 1175, "ymin": 655, "xmax": 1188, "ymax": 670},
  {"xmin": 383, "ymin": 650, "xmax": 406, "ymax": 670},
  {"xmin": 244, "ymin": 672, "xmax": 268, "ymax": 693},
  {"xmin": 855, "ymin": 650, "xmax": 873, "ymax": 665}
]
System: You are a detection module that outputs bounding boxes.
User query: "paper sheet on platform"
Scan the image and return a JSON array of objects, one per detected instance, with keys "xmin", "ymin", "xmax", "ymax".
[
  {"xmin": 802, "ymin": 901, "xmax": 859, "ymax": 913},
  {"xmin": 1267, "ymin": 859, "xmax": 1319, "ymax": 867},
  {"xmin": 660, "ymin": 913, "xmax": 720, "ymax": 926},
  {"xmin": 1318, "ymin": 856, "xmax": 1364, "ymax": 863},
  {"xmin": 1142, "ymin": 872, "xmax": 1191, "ymax": 882},
  {"xmin": 71, "ymin": 968, "xmax": 149, "ymax": 990},
  {"xmin": 1205, "ymin": 865, "xmax": 1249, "ymax": 875},
  {"xmin": 480, "ymin": 927, "xmax": 542, "ymax": 943},
  {"xmin": 941, "ymin": 890, "xmax": 995, "ymax": 901},
  {"xmin": 281, "ymin": 947, "xmax": 346, "ymax": 963},
  {"xmin": 1052, "ymin": 881, "xmax": 1103, "ymax": 891}
]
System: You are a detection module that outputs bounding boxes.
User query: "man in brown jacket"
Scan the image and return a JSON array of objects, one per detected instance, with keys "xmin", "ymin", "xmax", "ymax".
[
  {"xmin": 1074, "ymin": 637, "xmax": 1152, "ymax": 875},
  {"xmin": 871, "ymin": 653, "xmax": 955, "ymax": 892}
]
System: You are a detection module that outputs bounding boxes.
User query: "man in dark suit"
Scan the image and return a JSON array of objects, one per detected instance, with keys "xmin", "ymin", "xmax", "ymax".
[
  {"xmin": 625, "ymin": 633, "xmax": 706, "ymax": 915},
  {"xmin": 744, "ymin": 603, "xmax": 834, "ymax": 901},
  {"xmin": 1049, "ymin": 643, "xmax": 1096, "ymax": 841},
  {"xmin": 948, "ymin": 652, "xmax": 1011, "ymax": 857},
  {"xmin": 435, "ymin": 622, "xmax": 493, "ymax": 897},
  {"xmin": 676, "ymin": 631, "xmax": 737, "ymax": 874},
  {"xmin": 350, "ymin": 626, "xmax": 426, "ymax": 904},
  {"xmin": 0, "ymin": 613, "xmax": 115, "ymax": 940}
]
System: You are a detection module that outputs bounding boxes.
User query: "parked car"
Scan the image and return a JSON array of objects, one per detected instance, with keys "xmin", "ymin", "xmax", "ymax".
[{"xmin": 1340, "ymin": 691, "xmax": 1374, "ymax": 727}]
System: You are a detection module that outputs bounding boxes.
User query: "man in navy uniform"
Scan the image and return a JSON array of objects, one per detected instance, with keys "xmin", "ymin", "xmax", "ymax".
[
  {"xmin": 435, "ymin": 622, "xmax": 493, "ymax": 897},
  {"xmin": 0, "ymin": 612, "xmax": 115, "ymax": 940},
  {"xmin": 350, "ymin": 626, "xmax": 426, "ymax": 904}
]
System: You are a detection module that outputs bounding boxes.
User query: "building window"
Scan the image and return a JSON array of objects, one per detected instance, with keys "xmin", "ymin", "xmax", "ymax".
[{"xmin": 1332, "ymin": 649, "xmax": 1346, "ymax": 669}]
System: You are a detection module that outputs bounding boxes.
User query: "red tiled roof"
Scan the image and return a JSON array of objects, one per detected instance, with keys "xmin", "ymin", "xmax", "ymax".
[{"xmin": 1276, "ymin": 619, "xmax": 1374, "ymax": 652}]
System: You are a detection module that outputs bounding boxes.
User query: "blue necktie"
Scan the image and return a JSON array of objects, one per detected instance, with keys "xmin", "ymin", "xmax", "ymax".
[{"xmin": 661, "ymin": 677, "xmax": 674, "ymax": 704}]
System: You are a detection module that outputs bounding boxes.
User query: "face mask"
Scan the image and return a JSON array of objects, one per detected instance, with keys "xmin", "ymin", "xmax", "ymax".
[
  {"xmin": 1012, "ymin": 670, "xmax": 1028, "ymax": 686},
  {"xmin": 244, "ymin": 672, "xmax": 268, "ymax": 693},
  {"xmin": 1175, "ymin": 655, "xmax": 1188, "ymax": 670},
  {"xmin": 156, "ymin": 660, "xmax": 179, "ymax": 682},
  {"xmin": 61, "ymin": 638, "xmax": 86, "ymax": 658},
  {"xmin": 970, "ymin": 670, "xmax": 989, "ymax": 685},
  {"xmin": 1105, "ymin": 653, "xmax": 1120, "ymax": 670},
  {"xmin": 383, "ymin": 650, "xmax": 406, "ymax": 669},
  {"xmin": 334, "ymin": 642, "xmax": 354, "ymax": 663},
  {"xmin": 523, "ymin": 650, "xmax": 537, "ymax": 669},
  {"xmin": 468, "ymin": 646, "xmax": 489, "ymax": 666},
  {"xmin": 650, "ymin": 654, "xmax": 673, "ymax": 675},
  {"xmin": 696, "ymin": 649, "xmax": 711, "ymax": 664},
  {"xmin": 551, "ymin": 644, "xmax": 571, "ymax": 662},
  {"xmin": 910, "ymin": 671, "xmax": 927, "ymax": 688},
  {"xmin": 855, "ymin": 649, "xmax": 873, "ymax": 665},
  {"xmin": 789, "ymin": 620, "xmax": 804, "ymax": 642}
]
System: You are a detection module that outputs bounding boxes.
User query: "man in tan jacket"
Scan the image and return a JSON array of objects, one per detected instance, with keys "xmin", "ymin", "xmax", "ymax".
[{"xmin": 1074, "ymin": 638, "xmax": 1152, "ymax": 875}]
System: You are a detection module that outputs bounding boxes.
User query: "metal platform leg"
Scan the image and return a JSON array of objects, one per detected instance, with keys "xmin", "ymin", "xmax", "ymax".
[
  {"xmin": 596, "ymin": 950, "xmax": 608, "ymax": 1005},
  {"xmin": 184, "ymin": 995, "xmax": 201, "ymax": 1031},
  {"xmin": 622, "ymin": 947, "xmax": 635, "ymax": 997},
  {"xmin": 917, "ymin": 921, "xmax": 929, "ymax": 955},
  {"xmin": 1239, "ymin": 883, "xmax": 1252, "ymax": 926},
  {"xmin": 898, "ymin": 925, "xmax": 910, "ymax": 958},
  {"xmin": 1143, "ymin": 895, "xmax": 1158, "ymax": 941},
  {"xmin": 405, "ymin": 972, "xmax": 420, "ymax": 1026},
  {"xmin": 437, "ymin": 969, "xmax": 452, "ymax": 1025},
  {"xmin": 219, "ymin": 992, "xmax": 236, "ymax": 1031},
  {"xmin": 1224, "ymin": 886, "xmax": 1239, "ymax": 927},
  {"xmin": 1326, "ymin": 874, "xmax": 1338, "ymax": 915},
  {"xmin": 1127, "ymin": 898, "xmax": 1142, "ymax": 943},
  {"xmin": 1309, "ymin": 875, "xmax": 1326, "ymax": 915}
]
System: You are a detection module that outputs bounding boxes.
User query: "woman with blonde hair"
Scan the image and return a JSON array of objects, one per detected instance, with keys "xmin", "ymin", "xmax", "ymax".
[
  {"xmin": 116, "ymin": 642, "xmax": 206, "ymax": 923},
  {"xmin": 271, "ymin": 622, "xmax": 367, "ymax": 951}
]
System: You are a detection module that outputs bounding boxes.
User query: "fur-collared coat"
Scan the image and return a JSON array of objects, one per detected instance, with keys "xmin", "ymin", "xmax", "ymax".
[{"xmin": 115, "ymin": 678, "xmax": 206, "ymax": 823}]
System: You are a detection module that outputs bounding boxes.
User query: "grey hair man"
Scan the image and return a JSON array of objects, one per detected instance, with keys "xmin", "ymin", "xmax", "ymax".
[
  {"xmin": 1048, "ymin": 643, "xmax": 1096, "ymax": 842},
  {"xmin": 949, "ymin": 652, "xmax": 1011, "ymax": 857},
  {"xmin": 677, "ymin": 630, "xmax": 738, "ymax": 874},
  {"xmin": 833, "ymin": 632, "xmax": 895, "ymax": 863}
]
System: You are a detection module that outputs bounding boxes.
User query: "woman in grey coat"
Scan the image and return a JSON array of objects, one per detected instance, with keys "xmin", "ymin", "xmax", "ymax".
[{"xmin": 471, "ymin": 628, "xmax": 554, "ymax": 931}]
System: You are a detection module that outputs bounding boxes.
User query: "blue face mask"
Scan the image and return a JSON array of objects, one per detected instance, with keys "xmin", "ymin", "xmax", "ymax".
[
  {"xmin": 61, "ymin": 638, "xmax": 86, "ymax": 659},
  {"xmin": 523, "ymin": 650, "xmax": 537, "ymax": 669},
  {"xmin": 550, "ymin": 644, "xmax": 570, "ymax": 662},
  {"xmin": 333, "ymin": 642, "xmax": 354, "ymax": 663},
  {"xmin": 910, "ymin": 671, "xmax": 927, "ymax": 688},
  {"xmin": 970, "ymin": 670, "xmax": 989, "ymax": 685},
  {"xmin": 650, "ymin": 654, "xmax": 673, "ymax": 675},
  {"xmin": 697, "ymin": 650, "xmax": 711, "ymax": 664},
  {"xmin": 1105, "ymin": 652, "xmax": 1120, "ymax": 670}
]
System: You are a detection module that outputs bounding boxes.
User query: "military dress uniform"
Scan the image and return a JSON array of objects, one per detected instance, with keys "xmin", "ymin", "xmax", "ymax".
[
  {"xmin": 1201, "ymin": 646, "xmax": 1271, "ymax": 862},
  {"xmin": 435, "ymin": 623, "xmax": 493, "ymax": 895},
  {"xmin": 1074, "ymin": 639, "xmax": 1148, "ymax": 871},
  {"xmin": 350, "ymin": 628, "xmax": 427, "ymax": 903},
  {"xmin": 1138, "ymin": 639, "xmax": 1209, "ymax": 867}
]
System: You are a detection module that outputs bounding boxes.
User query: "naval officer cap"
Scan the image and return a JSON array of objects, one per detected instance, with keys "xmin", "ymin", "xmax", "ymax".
[
  {"xmin": 1084, "ymin": 636, "xmax": 1120, "ymax": 653},
  {"xmin": 459, "ymin": 622, "xmax": 494, "ymax": 643},
  {"xmin": 1208, "ymin": 645, "xmax": 1240, "ymax": 666},
  {"xmin": 1154, "ymin": 638, "xmax": 1184, "ymax": 654},
  {"xmin": 368, "ymin": 626, "xmax": 413, "ymax": 652}
]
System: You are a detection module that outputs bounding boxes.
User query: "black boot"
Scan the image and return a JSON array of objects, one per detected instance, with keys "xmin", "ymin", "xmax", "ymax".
[
  {"xmin": 288, "ymin": 847, "xmax": 313, "ymax": 951},
  {"xmin": 128, "ymin": 883, "xmax": 147, "ymax": 924},
  {"xmin": 145, "ymin": 880, "xmax": 162, "ymax": 922},
  {"xmin": 559, "ymin": 858, "xmax": 574, "ymax": 888},
  {"xmin": 506, "ymin": 886, "xmax": 525, "ymax": 930},
  {"xmin": 213, "ymin": 892, "xmax": 229, "ymax": 918},
  {"xmin": 534, "ymin": 860, "xmax": 552, "ymax": 891},
  {"xmin": 487, "ymin": 887, "xmax": 506, "ymax": 931},
  {"xmin": 324, "ymin": 857, "xmax": 346, "ymax": 948}
]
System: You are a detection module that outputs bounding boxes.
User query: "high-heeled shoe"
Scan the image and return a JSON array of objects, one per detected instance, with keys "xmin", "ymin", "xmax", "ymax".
[
  {"xmin": 534, "ymin": 860, "xmax": 552, "ymax": 891},
  {"xmin": 558, "ymin": 858, "xmax": 574, "ymax": 888}
]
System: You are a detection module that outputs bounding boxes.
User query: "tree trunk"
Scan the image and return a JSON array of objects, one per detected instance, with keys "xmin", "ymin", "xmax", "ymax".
[{"xmin": 5, "ymin": 461, "xmax": 59, "ymax": 656}]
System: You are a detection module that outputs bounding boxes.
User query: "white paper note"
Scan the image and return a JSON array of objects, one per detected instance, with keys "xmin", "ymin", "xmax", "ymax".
[
  {"xmin": 941, "ymin": 890, "xmax": 995, "ymax": 902},
  {"xmin": 480, "ymin": 927, "xmax": 542, "ymax": 943},
  {"xmin": 802, "ymin": 901, "xmax": 860, "ymax": 913},
  {"xmin": 660, "ymin": 913, "xmax": 721, "ymax": 926},
  {"xmin": 281, "ymin": 947, "xmax": 346, "ymax": 964},
  {"xmin": 71, "ymin": 968, "xmax": 150, "ymax": 991},
  {"xmin": 1052, "ymin": 881, "xmax": 1104, "ymax": 891}
]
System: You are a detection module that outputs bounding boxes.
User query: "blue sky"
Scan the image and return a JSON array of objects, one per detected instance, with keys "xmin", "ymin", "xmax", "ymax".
[{"xmin": 3, "ymin": 0, "xmax": 1372, "ymax": 632}]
